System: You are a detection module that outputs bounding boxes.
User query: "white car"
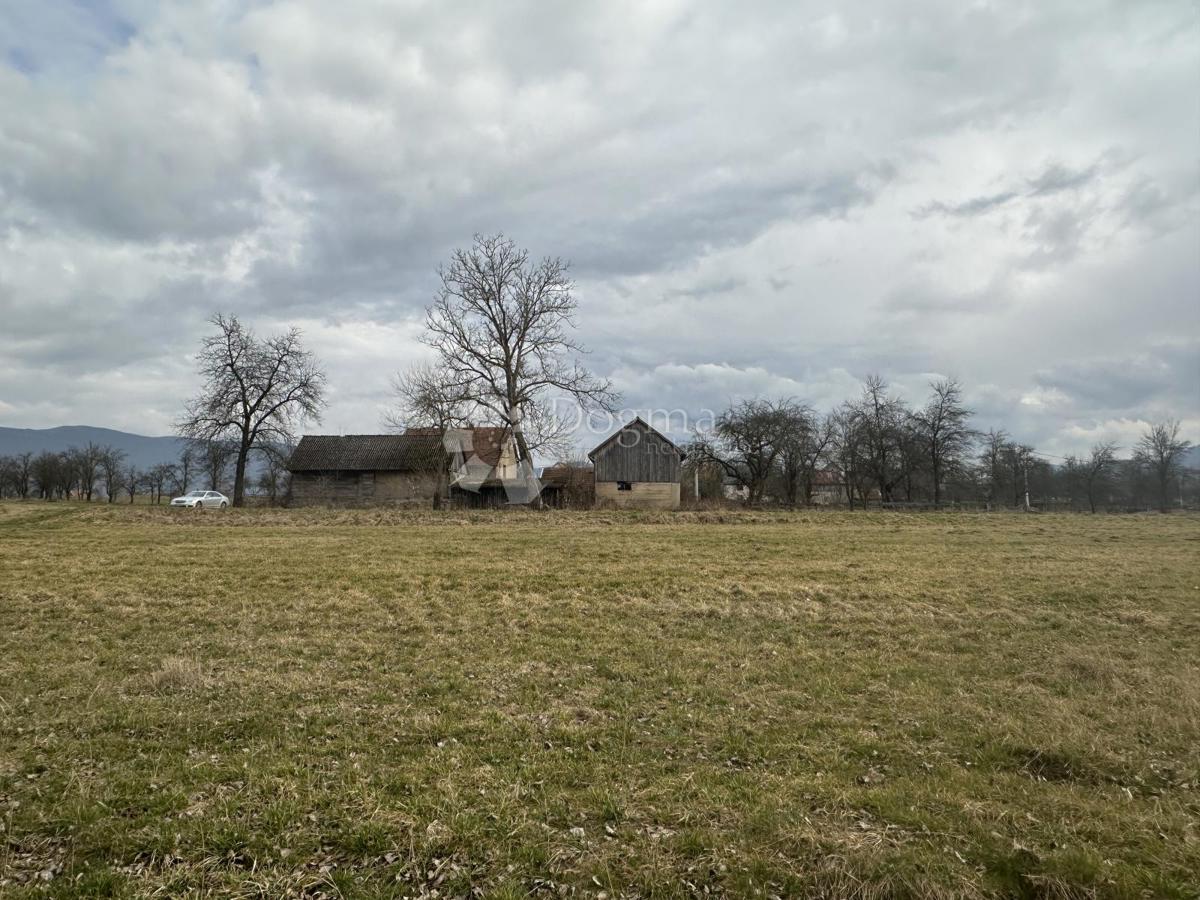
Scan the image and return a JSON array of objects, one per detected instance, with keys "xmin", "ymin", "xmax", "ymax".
[{"xmin": 170, "ymin": 490, "xmax": 229, "ymax": 509}]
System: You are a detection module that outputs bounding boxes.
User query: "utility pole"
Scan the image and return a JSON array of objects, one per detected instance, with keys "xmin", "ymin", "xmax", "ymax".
[{"xmin": 1023, "ymin": 455, "xmax": 1031, "ymax": 512}]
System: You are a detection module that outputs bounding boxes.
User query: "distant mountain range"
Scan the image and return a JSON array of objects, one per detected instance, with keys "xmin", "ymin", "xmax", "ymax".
[{"xmin": 0, "ymin": 425, "xmax": 192, "ymax": 470}]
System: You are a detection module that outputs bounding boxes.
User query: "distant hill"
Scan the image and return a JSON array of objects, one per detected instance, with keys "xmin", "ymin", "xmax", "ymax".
[{"xmin": 0, "ymin": 425, "xmax": 189, "ymax": 470}]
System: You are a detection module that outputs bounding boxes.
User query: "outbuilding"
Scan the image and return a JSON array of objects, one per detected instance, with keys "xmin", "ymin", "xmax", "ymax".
[
  {"xmin": 286, "ymin": 427, "xmax": 518, "ymax": 506},
  {"xmin": 588, "ymin": 417, "xmax": 686, "ymax": 509}
]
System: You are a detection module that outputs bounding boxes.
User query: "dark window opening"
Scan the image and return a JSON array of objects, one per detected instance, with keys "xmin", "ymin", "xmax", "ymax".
[{"xmin": 617, "ymin": 481, "xmax": 632, "ymax": 491}]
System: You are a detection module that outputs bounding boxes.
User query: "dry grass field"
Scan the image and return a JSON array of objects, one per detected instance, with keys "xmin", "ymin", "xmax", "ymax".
[{"xmin": 0, "ymin": 503, "xmax": 1197, "ymax": 898}]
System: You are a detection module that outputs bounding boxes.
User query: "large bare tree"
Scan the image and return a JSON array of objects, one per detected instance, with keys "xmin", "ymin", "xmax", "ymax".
[
  {"xmin": 1135, "ymin": 420, "xmax": 1191, "ymax": 512},
  {"xmin": 178, "ymin": 314, "xmax": 326, "ymax": 506},
  {"xmin": 423, "ymin": 234, "xmax": 618, "ymax": 505},
  {"xmin": 913, "ymin": 378, "xmax": 975, "ymax": 506}
]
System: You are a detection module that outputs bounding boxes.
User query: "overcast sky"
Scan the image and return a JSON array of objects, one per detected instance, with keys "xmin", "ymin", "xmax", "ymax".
[{"xmin": 2, "ymin": 0, "xmax": 1197, "ymax": 456}]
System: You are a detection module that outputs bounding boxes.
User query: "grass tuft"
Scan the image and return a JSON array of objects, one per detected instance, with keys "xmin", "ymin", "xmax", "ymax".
[{"xmin": 146, "ymin": 656, "xmax": 208, "ymax": 695}]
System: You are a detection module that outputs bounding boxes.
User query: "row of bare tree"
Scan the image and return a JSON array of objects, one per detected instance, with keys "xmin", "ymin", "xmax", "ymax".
[
  {"xmin": 0, "ymin": 443, "xmax": 135, "ymax": 502},
  {"xmin": 688, "ymin": 378, "xmax": 1193, "ymax": 512},
  {"xmin": 0, "ymin": 439, "xmax": 293, "ymax": 504}
]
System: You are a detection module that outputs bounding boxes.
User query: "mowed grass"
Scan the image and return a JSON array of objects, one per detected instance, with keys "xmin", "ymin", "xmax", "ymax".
[{"xmin": 0, "ymin": 504, "xmax": 1197, "ymax": 898}]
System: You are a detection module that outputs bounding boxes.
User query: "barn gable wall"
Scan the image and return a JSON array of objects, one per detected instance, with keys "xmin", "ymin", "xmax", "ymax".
[{"xmin": 592, "ymin": 422, "xmax": 682, "ymax": 483}]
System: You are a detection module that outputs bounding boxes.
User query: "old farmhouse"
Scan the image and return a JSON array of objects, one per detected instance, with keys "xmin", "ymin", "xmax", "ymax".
[
  {"xmin": 588, "ymin": 417, "xmax": 687, "ymax": 509},
  {"xmin": 288, "ymin": 419, "xmax": 688, "ymax": 509},
  {"xmin": 287, "ymin": 427, "xmax": 519, "ymax": 506}
]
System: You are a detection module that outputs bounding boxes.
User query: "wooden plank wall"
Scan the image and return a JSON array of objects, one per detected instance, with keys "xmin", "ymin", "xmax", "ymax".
[
  {"xmin": 593, "ymin": 422, "xmax": 681, "ymax": 483},
  {"xmin": 289, "ymin": 471, "xmax": 439, "ymax": 506}
]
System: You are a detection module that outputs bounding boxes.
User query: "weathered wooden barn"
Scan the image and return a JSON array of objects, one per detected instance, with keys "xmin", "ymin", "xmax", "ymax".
[
  {"xmin": 588, "ymin": 417, "xmax": 686, "ymax": 509},
  {"xmin": 287, "ymin": 427, "xmax": 518, "ymax": 506}
]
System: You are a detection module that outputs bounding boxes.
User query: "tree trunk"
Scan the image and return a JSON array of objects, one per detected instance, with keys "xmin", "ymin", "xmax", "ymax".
[
  {"xmin": 932, "ymin": 458, "xmax": 942, "ymax": 506},
  {"xmin": 232, "ymin": 439, "xmax": 250, "ymax": 507},
  {"xmin": 511, "ymin": 426, "xmax": 542, "ymax": 509}
]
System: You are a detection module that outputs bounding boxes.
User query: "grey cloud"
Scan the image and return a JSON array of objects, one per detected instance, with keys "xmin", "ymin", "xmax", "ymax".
[
  {"xmin": 916, "ymin": 160, "xmax": 1101, "ymax": 221},
  {"xmin": 1020, "ymin": 204, "xmax": 1092, "ymax": 268},
  {"xmin": 1117, "ymin": 175, "xmax": 1200, "ymax": 237},
  {"xmin": 663, "ymin": 278, "xmax": 745, "ymax": 301},
  {"xmin": 568, "ymin": 164, "xmax": 895, "ymax": 278},
  {"xmin": 1033, "ymin": 343, "xmax": 1200, "ymax": 418},
  {"xmin": 0, "ymin": 275, "xmax": 214, "ymax": 375},
  {"xmin": 914, "ymin": 190, "xmax": 1019, "ymax": 219},
  {"xmin": 0, "ymin": 0, "xmax": 1196, "ymax": 456},
  {"xmin": 1026, "ymin": 162, "xmax": 1099, "ymax": 197}
]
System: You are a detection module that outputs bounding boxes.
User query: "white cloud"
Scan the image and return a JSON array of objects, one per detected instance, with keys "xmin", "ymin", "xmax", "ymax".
[{"xmin": 0, "ymin": 0, "xmax": 1196, "ymax": 456}]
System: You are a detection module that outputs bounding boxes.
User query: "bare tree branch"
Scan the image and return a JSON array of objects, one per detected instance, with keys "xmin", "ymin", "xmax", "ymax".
[
  {"xmin": 177, "ymin": 314, "xmax": 326, "ymax": 506},
  {"xmin": 422, "ymin": 234, "xmax": 618, "ymax": 506},
  {"xmin": 1135, "ymin": 420, "xmax": 1191, "ymax": 512}
]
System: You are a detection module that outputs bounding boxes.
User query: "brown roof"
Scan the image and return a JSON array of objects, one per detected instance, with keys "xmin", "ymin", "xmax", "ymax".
[
  {"xmin": 287, "ymin": 434, "xmax": 446, "ymax": 473},
  {"xmin": 539, "ymin": 462, "xmax": 595, "ymax": 488},
  {"xmin": 405, "ymin": 426, "xmax": 511, "ymax": 468}
]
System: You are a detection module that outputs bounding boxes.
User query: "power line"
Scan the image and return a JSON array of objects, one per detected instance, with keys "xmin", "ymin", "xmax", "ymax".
[{"xmin": 1027, "ymin": 449, "xmax": 1073, "ymax": 462}]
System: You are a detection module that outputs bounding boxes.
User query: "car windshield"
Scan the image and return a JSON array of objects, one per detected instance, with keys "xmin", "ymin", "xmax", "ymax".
[{"xmin": 185, "ymin": 491, "xmax": 206, "ymax": 497}]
